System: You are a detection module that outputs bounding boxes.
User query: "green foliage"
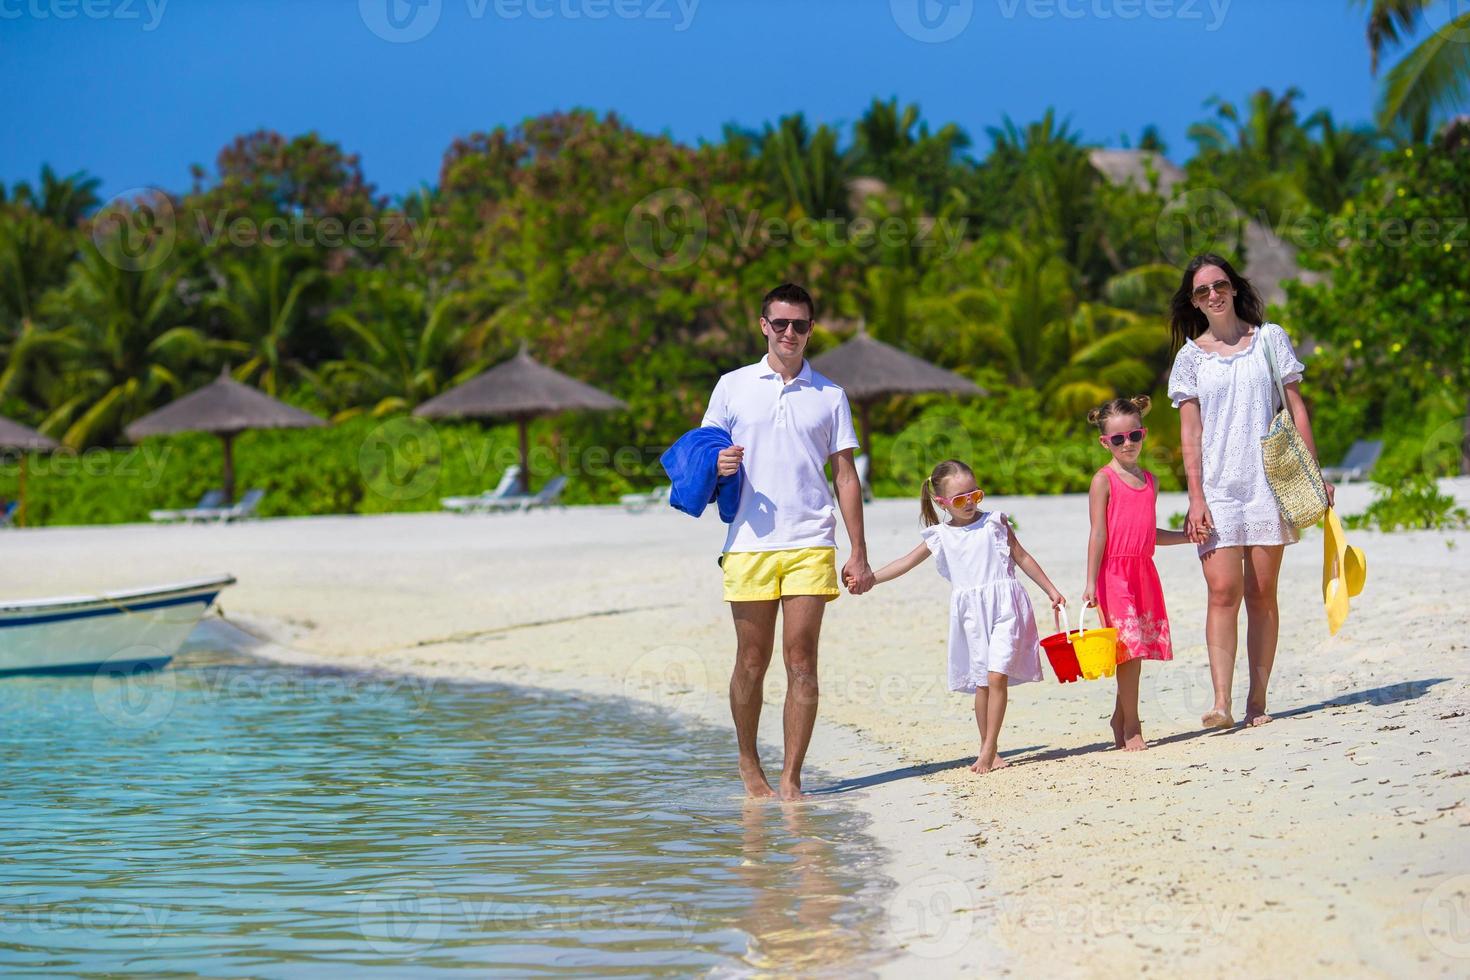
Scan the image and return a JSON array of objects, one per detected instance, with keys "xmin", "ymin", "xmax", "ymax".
[{"xmin": 1344, "ymin": 476, "xmax": 1470, "ymax": 531}]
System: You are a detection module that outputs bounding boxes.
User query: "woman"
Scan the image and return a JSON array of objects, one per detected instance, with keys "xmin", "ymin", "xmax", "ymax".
[{"xmin": 1167, "ymin": 253, "xmax": 1334, "ymax": 729}]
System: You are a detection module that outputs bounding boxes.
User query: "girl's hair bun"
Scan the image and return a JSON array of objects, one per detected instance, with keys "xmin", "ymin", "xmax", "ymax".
[{"xmin": 1130, "ymin": 394, "xmax": 1152, "ymax": 417}]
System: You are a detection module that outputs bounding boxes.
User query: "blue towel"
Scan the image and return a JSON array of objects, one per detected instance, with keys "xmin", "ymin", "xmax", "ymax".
[{"xmin": 660, "ymin": 426, "xmax": 742, "ymax": 523}]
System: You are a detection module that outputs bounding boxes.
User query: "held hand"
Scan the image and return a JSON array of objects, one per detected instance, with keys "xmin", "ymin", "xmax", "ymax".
[
  {"xmin": 1185, "ymin": 499, "xmax": 1214, "ymax": 545},
  {"xmin": 1323, "ymin": 480, "xmax": 1336, "ymax": 508},
  {"xmin": 1081, "ymin": 586, "xmax": 1096, "ymax": 608},
  {"xmin": 1047, "ymin": 590, "xmax": 1065, "ymax": 612},
  {"xmin": 843, "ymin": 556, "xmax": 876, "ymax": 596},
  {"xmin": 716, "ymin": 445, "xmax": 744, "ymax": 477}
]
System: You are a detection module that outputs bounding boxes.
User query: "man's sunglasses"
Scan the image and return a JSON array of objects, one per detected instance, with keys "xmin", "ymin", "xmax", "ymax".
[
  {"xmin": 935, "ymin": 489, "xmax": 984, "ymax": 508},
  {"xmin": 766, "ymin": 317, "xmax": 813, "ymax": 335},
  {"xmin": 1104, "ymin": 428, "xmax": 1147, "ymax": 447},
  {"xmin": 1191, "ymin": 279, "xmax": 1233, "ymax": 302}
]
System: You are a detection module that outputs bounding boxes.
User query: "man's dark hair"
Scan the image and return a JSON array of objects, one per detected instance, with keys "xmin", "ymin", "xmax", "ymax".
[{"xmin": 761, "ymin": 282, "xmax": 816, "ymax": 321}]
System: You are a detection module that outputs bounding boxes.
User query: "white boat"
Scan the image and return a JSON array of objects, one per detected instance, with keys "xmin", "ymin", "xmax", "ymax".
[{"xmin": 0, "ymin": 574, "xmax": 235, "ymax": 677}]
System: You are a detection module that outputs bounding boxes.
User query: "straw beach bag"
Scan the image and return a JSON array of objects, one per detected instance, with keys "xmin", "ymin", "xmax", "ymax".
[{"xmin": 1261, "ymin": 328, "xmax": 1329, "ymax": 529}]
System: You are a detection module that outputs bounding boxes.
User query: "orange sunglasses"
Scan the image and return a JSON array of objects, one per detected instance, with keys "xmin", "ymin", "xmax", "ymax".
[{"xmin": 935, "ymin": 489, "xmax": 985, "ymax": 508}]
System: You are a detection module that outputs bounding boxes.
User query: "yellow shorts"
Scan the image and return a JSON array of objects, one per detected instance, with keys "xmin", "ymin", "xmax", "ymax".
[{"xmin": 721, "ymin": 547, "xmax": 840, "ymax": 603}]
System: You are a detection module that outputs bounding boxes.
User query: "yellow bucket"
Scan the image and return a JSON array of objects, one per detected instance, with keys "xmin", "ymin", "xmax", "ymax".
[{"xmin": 1070, "ymin": 604, "xmax": 1119, "ymax": 680}]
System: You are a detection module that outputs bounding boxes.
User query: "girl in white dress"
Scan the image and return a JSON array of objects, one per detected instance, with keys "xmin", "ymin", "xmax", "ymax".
[
  {"xmin": 870, "ymin": 459, "xmax": 1064, "ymax": 774},
  {"xmin": 1167, "ymin": 253, "xmax": 1335, "ymax": 730}
]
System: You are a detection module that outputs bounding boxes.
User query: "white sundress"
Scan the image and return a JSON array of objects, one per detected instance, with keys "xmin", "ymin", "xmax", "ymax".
[
  {"xmin": 920, "ymin": 512, "xmax": 1043, "ymax": 693},
  {"xmin": 1167, "ymin": 322, "xmax": 1307, "ymax": 557}
]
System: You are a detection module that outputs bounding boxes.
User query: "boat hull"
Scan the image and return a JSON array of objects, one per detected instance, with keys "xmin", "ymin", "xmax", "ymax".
[{"xmin": 0, "ymin": 576, "xmax": 234, "ymax": 677}]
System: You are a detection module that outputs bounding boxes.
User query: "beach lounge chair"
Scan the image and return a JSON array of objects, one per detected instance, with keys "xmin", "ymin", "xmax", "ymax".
[
  {"xmin": 441, "ymin": 466, "xmax": 523, "ymax": 514},
  {"xmin": 485, "ymin": 475, "xmax": 567, "ymax": 513},
  {"xmin": 149, "ymin": 489, "xmax": 226, "ymax": 524},
  {"xmin": 188, "ymin": 488, "xmax": 266, "ymax": 523},
  {"xmin": 1322, "ymin": 440, "xmax": 1383, "ymax": 483},
  {"xmin": 620, "ymin": 485, "xmax": 671, "ymax": 513}
]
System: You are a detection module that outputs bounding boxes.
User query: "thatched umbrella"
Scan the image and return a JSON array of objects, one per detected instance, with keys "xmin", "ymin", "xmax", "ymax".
[
  {"xmin": 124, "ymin": 368, "xmax": 326, "ymax": 503},
  {"xmin": 0, "ymin": 415, "xmax": 59, "ymax": 527},
  {"xmin": 413, "ymin": 346, "xmax": 627, "ymax": 492},
  {"xmin": 811, "ymin": 327, "xmax": 986, "ymax": 466}
]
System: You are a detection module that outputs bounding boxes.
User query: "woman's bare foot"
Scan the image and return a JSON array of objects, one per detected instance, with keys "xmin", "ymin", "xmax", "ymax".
[
  {"xmin": 739, "ymin": 760, "xmax": 776, "ymax": 799},
  {"xmin": 1110, "ymin": 708, "xmax": 1125, "ymax": 749},
  {"xmin": 1123, "ymin": 731, "xmax": 1148, "ymax": 751},
  {"xmin": 778, "ymin": 777, "xmax": 804, "ymax": 802},
  {"xmin": 971, "ymin": 748, "xmax": 1008, "ymax": 774},
  {"xmin": 1201, "ymin": 707, "xmax": 1234, "ymax": 729},
  {"xmin": 1244, "ymin": 710, "xmax": 1273, "ymax": 727}
]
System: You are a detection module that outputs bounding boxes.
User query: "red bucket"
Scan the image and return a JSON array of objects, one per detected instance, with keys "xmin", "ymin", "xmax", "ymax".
[{"xmin": 1041, "ymin": 604, "xmax": 1082, "ymax": 683}]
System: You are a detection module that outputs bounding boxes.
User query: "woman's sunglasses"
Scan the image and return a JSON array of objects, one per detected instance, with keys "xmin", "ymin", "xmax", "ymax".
[
  {"xmin": 935, "ymin": 489, "xmax": 985, "ymax": 508},
  {"xmin": 1104, "ymin": 428, "xmax": 1147, "ymax": 447},
  {"xmin": 1191, "ymin": 279, "xmax": 1234, "ymax": 302},
  {"xmin": 766, "ymin": 317, "xmax": 813, "ymax": 335}
]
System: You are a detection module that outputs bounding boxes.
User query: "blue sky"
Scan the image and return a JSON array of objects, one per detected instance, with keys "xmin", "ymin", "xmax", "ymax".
[{"xmin": 0, "ymin": 0, "xmax": 1411, "ymax": 204}]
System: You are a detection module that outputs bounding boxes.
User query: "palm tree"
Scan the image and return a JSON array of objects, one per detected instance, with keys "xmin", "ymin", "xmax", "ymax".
[
  {"xmin": 321, "ymin": 278, "xmax": 483, "ymax": 419},
  {"xmin": 1187, "ymin": 88, "xmax": 1312, "ymax": 220},
  {"xmin": 749, "ymin": 114, "xmax": 850, "ymax": 219},
  {"xmin": 0, "ymin": 205, "xmax": 76, "ymax": 328},
  {"xmin": 848, "ymin": 98, "xmax": 971, "ymax": 208},
  {"xmin": 207, "ymin": 250, "xmax": 323, "ymax": 396},
  {"xmin": 984, "ymin": 111, "xmax": 1103, "ymax": 276},
  {"xmin": 1357, "ymin": 0, "xmax": 1470, "ymax": 136},
  {"xmin": 35, "ymin": 245, "xmax": 237, "ymax": 447},
  {"xmin": 10, "ymin": 165, "xmax": 103, "ymax": 227},
  {"xmin": 1299, "ymin": 110, "xmax": 1384, "ymax": 213}
]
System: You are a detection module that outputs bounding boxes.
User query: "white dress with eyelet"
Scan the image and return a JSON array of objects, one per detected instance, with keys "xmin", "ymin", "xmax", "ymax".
[
  {"xmin": 920, "ymin": 512, "xmax": 1043, "ymax": 693},
  {"xmin": 1167, "ymin": 322, "xmax": 1307, "ymax": 557}
]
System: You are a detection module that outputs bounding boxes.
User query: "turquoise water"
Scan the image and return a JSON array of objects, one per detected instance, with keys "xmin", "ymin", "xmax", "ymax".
[{"xmin": 0, "ymin": 648, "xmax": 892, "ymax": 976}]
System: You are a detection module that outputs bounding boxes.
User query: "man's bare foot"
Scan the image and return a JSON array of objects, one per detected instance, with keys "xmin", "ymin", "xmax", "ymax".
[
  {"xmin": 1123, "ymin": 732, "xmax": 1148, "ymax": 751},
  {"xmin": 1110, "ymin": 709, "xmax": 1125, "ymax": 749},
  {"xmin": 739, "ymin": 760, "xmax": 776, "ymax": 799},
  {"xmin": 778, "ymin": 777, "xmax": 804, "ymax": 802},
  {"xmin": 1244, "ymin": 710, "xmax": 1273, "ymax": 727},
  {"xmin": 1201, "ymin": 707, "xmax": 1234, "ymax": 729}
]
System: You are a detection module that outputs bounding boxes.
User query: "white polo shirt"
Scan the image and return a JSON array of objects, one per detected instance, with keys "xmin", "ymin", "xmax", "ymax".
[{"xmin": 701, "ymin": 355, "xmax": 860, "ymax": 554}]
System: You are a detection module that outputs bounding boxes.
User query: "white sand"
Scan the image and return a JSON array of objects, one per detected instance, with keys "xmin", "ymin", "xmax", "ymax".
[{"xmin": 9, "ymin": 478, "xmax": 1470, "ymax": 975}]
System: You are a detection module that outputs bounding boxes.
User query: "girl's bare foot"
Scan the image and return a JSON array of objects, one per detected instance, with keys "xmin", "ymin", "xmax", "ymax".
[
  {"xmin": 778, "ymin": 777, "xmax": 804, "ymax": 802},
  {"xmin": 1110, "ymin": 708, "xmax": 1125, "ymax": 749},
  {"xmin": 1201, "ymin": 707, "xmax": 1234, "ymax": 729},
  {"xmin": 971, "ymin": 748, "xmax": 1008, "ymax": 774},
  {"xmin": 1123, "ymin": 732, "xmax": 1148, "ymax": 751},
  {"xmin": 740, "ymin": 760, "xmax": 776, "ymax": 799}
]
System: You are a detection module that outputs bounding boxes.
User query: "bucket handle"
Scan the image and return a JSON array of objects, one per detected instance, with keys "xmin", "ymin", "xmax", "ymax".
[
  {"xmin": 1052, "ymin": 600, "xmax": 1071, "ymax": 637},
  {"xmin": 1077, "ymin": 601, "xmax": 1093, "ymax": 637}
]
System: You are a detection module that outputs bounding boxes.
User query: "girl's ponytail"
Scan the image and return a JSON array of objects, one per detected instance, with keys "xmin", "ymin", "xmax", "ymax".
[{"xmin": 920, "ymin": 476, "xmax": 941, "ymax": 527}]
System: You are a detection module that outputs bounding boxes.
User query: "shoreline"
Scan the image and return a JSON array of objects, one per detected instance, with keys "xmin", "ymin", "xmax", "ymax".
[
  {"xmin": 196, "ymin": 614, "xmax": 1005, "ymax": 974},
  {"xmin": 8, "ymin": 479, "xmax": 1469, "ymax": 975}
]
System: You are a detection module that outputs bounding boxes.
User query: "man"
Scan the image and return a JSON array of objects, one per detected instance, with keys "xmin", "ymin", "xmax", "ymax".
[{"xmin": 701, "ymin": 282, "xmax": 874, "ymax": 801}]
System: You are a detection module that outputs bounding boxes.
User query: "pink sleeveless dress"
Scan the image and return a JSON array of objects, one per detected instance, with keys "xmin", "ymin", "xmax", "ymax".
[{"xmin": 1095, "ymin": 468, "xmax": 1173, "ymax": 663}]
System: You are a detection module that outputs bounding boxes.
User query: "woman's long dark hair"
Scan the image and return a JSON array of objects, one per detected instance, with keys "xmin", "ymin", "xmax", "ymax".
[{"xmin": 1168, "ymin": 253, "xmax": 1265, "ymax": 350}]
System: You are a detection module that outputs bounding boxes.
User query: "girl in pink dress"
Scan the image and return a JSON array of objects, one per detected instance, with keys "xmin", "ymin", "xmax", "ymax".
[{"xmin": 1081, "ymin": 396, "xmax": 1191, "ymax": 751}]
